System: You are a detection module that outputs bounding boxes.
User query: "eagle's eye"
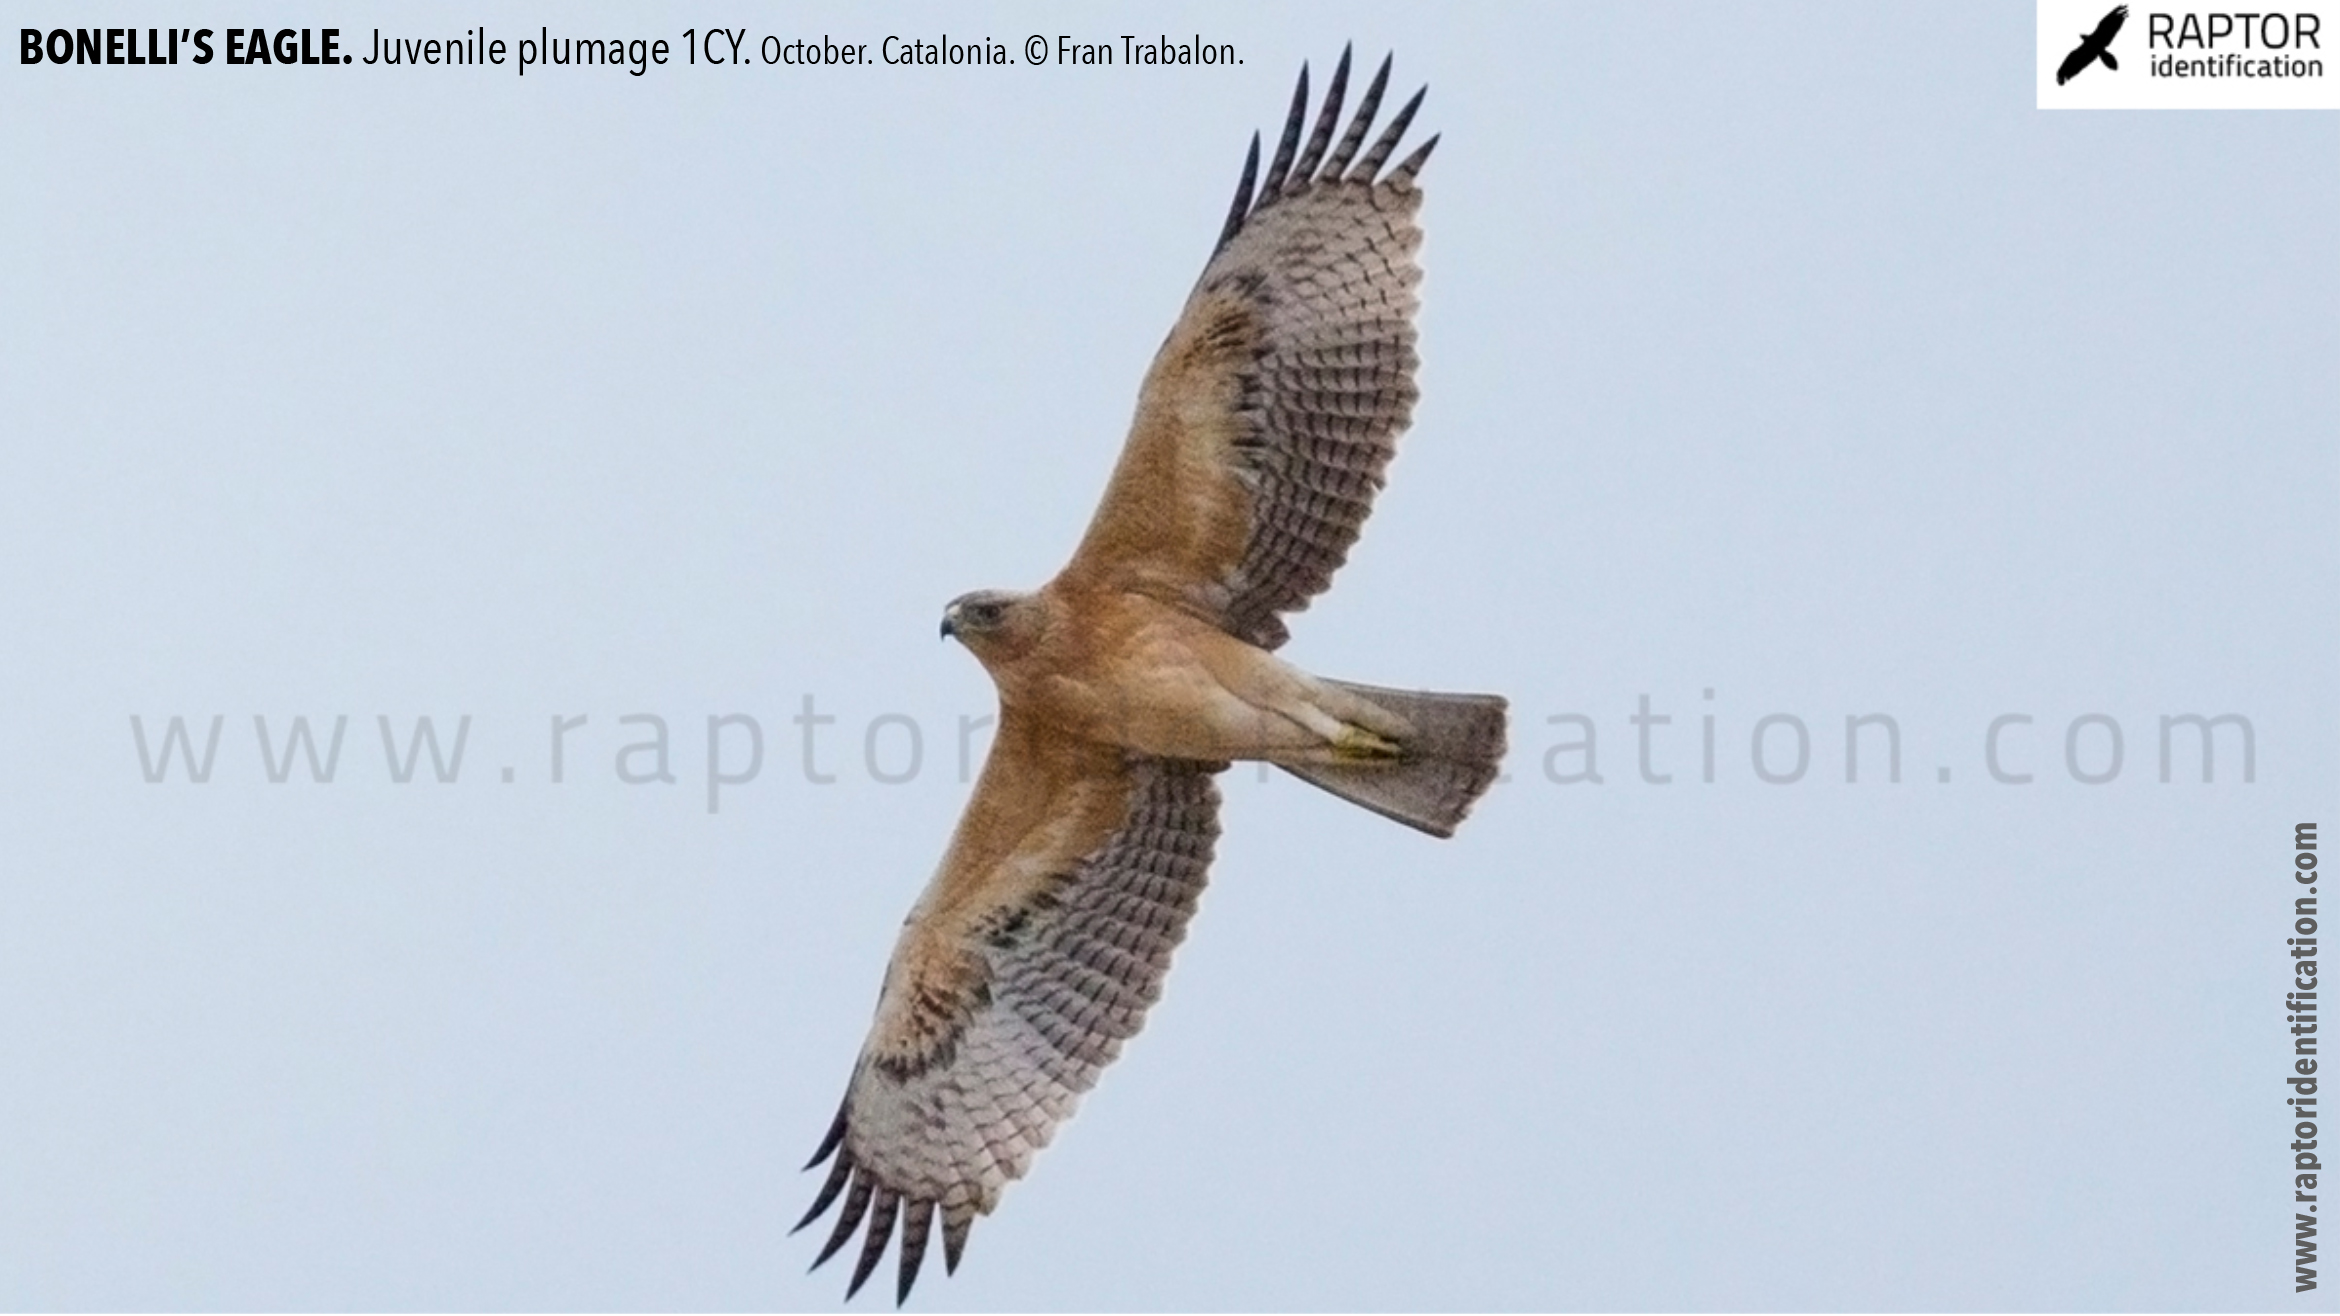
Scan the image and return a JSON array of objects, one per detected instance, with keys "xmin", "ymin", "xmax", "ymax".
[{"xmin": 968, "ymin": 601, "xmax": 1005, "ymax": 628}]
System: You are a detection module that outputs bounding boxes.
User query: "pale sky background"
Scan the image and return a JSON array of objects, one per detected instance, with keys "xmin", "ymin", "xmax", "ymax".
[{"xmin": 3, "ymin": 2, "xmax": 2336, "ymax": 1310}]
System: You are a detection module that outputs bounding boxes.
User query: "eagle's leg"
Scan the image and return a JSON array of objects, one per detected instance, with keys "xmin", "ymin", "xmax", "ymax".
[
  {"xmin": 1253, "ymin": 674, "xmax": 1409, "ymax": 762},
  {"xmin": 1146, "ymin": 608, "xmax": 1418, "ymax": 761},
  {"xmin": 1330, "ymin": 725, "xmax": 1405, "ymax": 761}
]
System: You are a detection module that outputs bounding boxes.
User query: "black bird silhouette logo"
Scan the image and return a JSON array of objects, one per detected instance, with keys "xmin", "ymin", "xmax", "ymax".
[{"xmin": 2058, "ymin": 4, "xmax": 2129, "ymax": 83}]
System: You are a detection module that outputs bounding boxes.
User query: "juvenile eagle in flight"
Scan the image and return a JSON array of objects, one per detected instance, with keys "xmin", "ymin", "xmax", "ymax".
[
  {"xmin": 796, "ymin": 48, "xmax": 1507, "ymax": 1303},
  {"xmin": 2057, "ymin": 5, "xmax": 2128, "ymax": 84}
]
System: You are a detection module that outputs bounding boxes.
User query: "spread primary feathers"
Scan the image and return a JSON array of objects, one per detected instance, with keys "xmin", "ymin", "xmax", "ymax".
[{"xmin": 796, "ymin": 48, "xmax": 1507, "ymax": 1303}]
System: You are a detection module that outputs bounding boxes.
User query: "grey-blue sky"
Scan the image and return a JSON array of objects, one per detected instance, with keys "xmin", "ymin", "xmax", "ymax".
[{"xmin": 1, "ymin": 1, "xmax": 2334, "ymax": 1309}]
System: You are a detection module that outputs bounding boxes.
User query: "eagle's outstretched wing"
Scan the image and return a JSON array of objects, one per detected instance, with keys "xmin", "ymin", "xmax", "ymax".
[
  {"xmin": 2091, "ymin": 4, "xmax": 2129, "ymax": 45},
  {"xmin": 796, "ymin": 710, "xmax": 1220, "ymax": 1302},
  {"xmin": 1057, "ymin": 47, "xmax": 1436, "ymax": 650}
]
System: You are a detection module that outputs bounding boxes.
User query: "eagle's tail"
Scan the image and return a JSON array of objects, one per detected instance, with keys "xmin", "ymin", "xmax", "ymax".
[
  {"xmin": 1278, "ymin": 681, "xmax": 1508, "ymax": 839},
  {"xmin": 2102, "ymin": 50, "xmax": 2118, "ymax": 70}
]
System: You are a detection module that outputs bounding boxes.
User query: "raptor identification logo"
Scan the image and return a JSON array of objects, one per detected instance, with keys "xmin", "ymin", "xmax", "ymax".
[{"xmin": 2037, "ymin": 0, "xmax": 2339, "ymax": 105}]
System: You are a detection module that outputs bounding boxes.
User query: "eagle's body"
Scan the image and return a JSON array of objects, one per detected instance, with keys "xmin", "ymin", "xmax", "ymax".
[
  {"xmin": 797, "ymin": 49, "xmax": 1507, "ymax": 1303},
  {"xmin": 957, "ymin": 587, "xmax": 1408, "ymax": 763}
]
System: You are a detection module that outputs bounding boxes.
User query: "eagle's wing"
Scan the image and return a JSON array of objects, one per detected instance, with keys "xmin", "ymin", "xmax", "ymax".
[
  {"xmin": 2057, "ymin": 43, "xmax": 2093, "ymax": 83},
  {"xmin": 1055, "ymin": 48, "xmax": 1435, "ymax": 650},
  {"xmin": 797, "ymin": 709, "xmax": 1221, "ymax": 1302},
  {"xmin": 2094, "ymin": 4, "xmax": 2129, "ymax": 43}
]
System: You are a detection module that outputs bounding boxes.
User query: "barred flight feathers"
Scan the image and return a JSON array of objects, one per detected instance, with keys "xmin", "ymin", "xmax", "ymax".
[
  {"xmin": 1066, "ymin": 47, "xmax": 1436, "ymax": 650},
  {"xmin": 797, "ymin": 719, "xmax": 1220, "ymax": 1302}
]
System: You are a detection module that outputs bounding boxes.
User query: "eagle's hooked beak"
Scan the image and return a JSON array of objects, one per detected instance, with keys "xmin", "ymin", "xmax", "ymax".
[{"xmin": 939, "ymin": 611, "xmax": 957, "ymax": 641}]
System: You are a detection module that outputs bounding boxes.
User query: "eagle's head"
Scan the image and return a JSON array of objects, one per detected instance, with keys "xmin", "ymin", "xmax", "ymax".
[{"xmin": 939, "ymin": 589, "xmax": 1044, "ymax": 662}]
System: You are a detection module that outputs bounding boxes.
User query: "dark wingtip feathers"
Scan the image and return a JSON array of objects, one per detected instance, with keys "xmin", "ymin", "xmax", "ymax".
[
  {"xmin": 844, "ymin": 1188, "xmax": 900, "ymax": 1301},
  {"xmin": 1214, "ymin": 132, "xmax": 1261, "ymax": 254},
  {"xmin": 1290, "ymin": 45, "xmax": 1352, "ymax": 184},
  {"xmin": 797, "ymin": 1113, "xmax": 954, "ymax": 1304},
  {"xmin": 942, "ymin": 1205, "xmax": 974, "ymax": 1276},
  {"xmin": 1324, "ymin": 53, "xmax": 1392, "ymax": 179},
  {"xmin": 792, "ymin": 1149, "xmax": 854, "ymax": 1236},
  {"xmin": 1349, "ymin": 84, "xmax": 1426, "ymax": 183},
  {"xmin": 1390, "ymin": 131, "xmax": 1439, "ymax": 186},
  {"xmin": 809, "ymin": 1171, "xmax": 874, "ymax": 1271},
  {"xmin": 896, "ymin": 1199, "xmax": 935, "ymax": 1306},
  {"xmin": 805, "ymin": 1100, "xmax": 848, "ymax": 1170},
  {"xmin": 1217, "ymin": 49, "xmax": 1431, "ymax": 252},
  {"xmin": 1254, "ymin": 62, "xmax": 1308, "ymax": 209}
]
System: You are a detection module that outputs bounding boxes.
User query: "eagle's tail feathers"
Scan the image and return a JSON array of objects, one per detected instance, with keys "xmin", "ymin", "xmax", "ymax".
[
  {"xmin": 1278, "ymin": 682, "xmax": 1506, "ymax": 838},
  {"xmin": 2101, "ymin": 50, "xmax": 2118, "ymax": 70}
]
